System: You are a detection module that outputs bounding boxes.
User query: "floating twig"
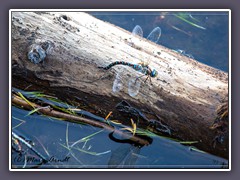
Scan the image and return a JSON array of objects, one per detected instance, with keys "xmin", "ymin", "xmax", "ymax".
[{"xmin": 12, "ymin": 94, "xmax": 150, "ymax": 146}]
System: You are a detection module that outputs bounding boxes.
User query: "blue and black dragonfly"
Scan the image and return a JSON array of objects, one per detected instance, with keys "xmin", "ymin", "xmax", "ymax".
[{"xmin": 100, "ymin": 25, "xmax": 161, "ymax": 97}]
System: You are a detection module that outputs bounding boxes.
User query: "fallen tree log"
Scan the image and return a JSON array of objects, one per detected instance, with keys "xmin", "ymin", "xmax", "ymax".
[{"xmin": 11, "ymin": 11, "xmax": 229, "ymax": 158}]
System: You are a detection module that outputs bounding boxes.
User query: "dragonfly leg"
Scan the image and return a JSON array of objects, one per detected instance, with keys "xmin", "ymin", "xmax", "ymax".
[
  {"xmin": 135, "ymin": 74, "xmax": 145, "ymax": 84},
  {"xmin": 144, "ymin": 75, "xmax": 153, "ymax": 85},
  {"xmin": 149, "ymin": 76, "xmax": 153, "ymax": 85},
  {"xmin": 144, "ymin": 76, "xmax": 148, "ymax": 83},
  {"xmin": 144, "ymin": 76, "xmax": 149, "ymax": 83}
]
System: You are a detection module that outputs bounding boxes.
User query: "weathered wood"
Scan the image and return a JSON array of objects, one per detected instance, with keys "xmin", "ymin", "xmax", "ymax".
[{"xmin": 11, "ymin": 12, "xmax": 229, "ymax": 158}]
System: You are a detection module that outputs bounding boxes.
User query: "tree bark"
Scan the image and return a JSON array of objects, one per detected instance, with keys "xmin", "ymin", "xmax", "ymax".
[{"xmin": 11, "ymin": 11, "xmax": 229, "ymax": 158}]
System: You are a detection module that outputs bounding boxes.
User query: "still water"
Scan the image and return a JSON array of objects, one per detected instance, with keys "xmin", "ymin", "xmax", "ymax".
[
  {"xmin": 12, "ymin": 106, "xmax": 228, "ymax": 169},
  {"xmin": 90, "ymin": 11, "xmax": 229, "ymax": 72}
]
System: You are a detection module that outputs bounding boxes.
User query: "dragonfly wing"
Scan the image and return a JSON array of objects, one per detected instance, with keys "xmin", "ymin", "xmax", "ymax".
[
  {"xmin": 132, "ymin": 25, "xmax": 143, "ymax": 37},
  {"xmin": 112, "ymin": 67, "xmax": 124, "ymax": 93},
  {"xmin": 146, "ymin": 27, "xmax": 161, "ymax": 43},
  {"xmin": 129, "ymin": 25, "xmax": 143, "ymax": 47},
  {"xmin": 128, "ymin": 75, "xmax": 141, "ymax": 97},
  {"xmin": 108, "ymin": 143, "xmax": 141, "ymax": 168}
]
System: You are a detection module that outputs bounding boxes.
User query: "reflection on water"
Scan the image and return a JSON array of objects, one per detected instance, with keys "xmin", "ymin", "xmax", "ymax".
[
  {"xmin": 11, "ymin": 106, "xmax": 228, "ymax": 169},
  {"xmin": 90, "ymin": 11, "xmax": 229, "ymax": 72},
  {"xmin": 108, "ymin": 143, "xmax": 141, "ymax": 168}
]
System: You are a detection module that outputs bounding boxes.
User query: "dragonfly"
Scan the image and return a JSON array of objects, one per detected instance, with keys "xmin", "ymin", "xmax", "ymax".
[{"xmin": 100, "ymin": 25, "xmax": 161, "ymax": 97}]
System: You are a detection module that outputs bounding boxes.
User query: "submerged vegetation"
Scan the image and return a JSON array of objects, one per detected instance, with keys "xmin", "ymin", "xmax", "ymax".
[
  {"xmin": 174, "ymin": 12, "xmax": 206, "ymax": 30},
  {"xmin": 12, "ymin": 88, "xmax": 209, "ymax": 168},
  {"xmin": 12, "ymin": 88, "xmax": 173, "ymax": 143}
]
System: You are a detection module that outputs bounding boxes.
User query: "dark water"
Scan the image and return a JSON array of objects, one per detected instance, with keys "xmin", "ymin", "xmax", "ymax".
[
  {"xmin": 12, "ymin": 106, "xmax": 228, "ymax": 169},
  {"xmin": 89, "ymin": 11, "xmax": 229, "ymax": 72}
]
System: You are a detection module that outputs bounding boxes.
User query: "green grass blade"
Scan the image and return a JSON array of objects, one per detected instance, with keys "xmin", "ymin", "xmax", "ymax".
[
  {"xmin": 12, "ymin": 116, "xmax": 26, "ymax": 129},
  {"xmin": 66, "ymin": 123, "xmax": 70, "ymax": 149},
  {"xmin": 25, "ymin": 108, "xmax": 40, "ymax": 116},
  {"xmin": 17, "ymin": 92, "xmax": 35, "ymax": 109},
  {"xmin": 25, "ymin": 106, "xmax": 51, "ymax": 116},
  {"xmin": 135, "ymin": 129, "xmax": 157, "ymax": 137},
  {"xmin": 174, "ymin": 14, "xmax": 206, "ymax": 30},
  {"xmin": 12, "ymin": 122, "xmax": 25, "ymax": 129},
  {"xmin": 179, "ymin": 141, "xmax": 199, "ymax": 145},
  {"xmin": 95, "ymin": 150, "xmax": 111, "ymax": 156},
  {"xmin": 59, "ymin": 143, "xmax": 71, "ymax": 150},
  {"xmin": 72, "ymin": 147, "xmax": 111, "ymax": 156},
  {"xmin": 72, "ymin": 147, "xmax": 97, "ymax": 155},
  {"xmin": 81, "ymin": 129, "xmax": 104, "ymax": 141},
  {"xmin": 189, "ymin": 146, "xmax": 207, "ymax": 154}
]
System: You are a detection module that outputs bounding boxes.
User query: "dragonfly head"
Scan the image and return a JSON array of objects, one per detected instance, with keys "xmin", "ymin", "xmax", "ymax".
[{"xmin": 150, "ymin": 69, "xmax": 158, "ymax": 78}]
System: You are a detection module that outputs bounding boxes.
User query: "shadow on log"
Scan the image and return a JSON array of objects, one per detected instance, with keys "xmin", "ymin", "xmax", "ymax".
[{"xmin": 11, "ymin": 11, "xmax": 229, "ymax": 158}]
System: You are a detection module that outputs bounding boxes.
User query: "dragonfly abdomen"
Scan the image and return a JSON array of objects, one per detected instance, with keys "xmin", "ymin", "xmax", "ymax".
[
  {"xmin": 100, "ymin": 61, "xmax": 139, "ymax": 70},
  {"xmin": 100, "ymin": 61, "xmax": 155, "ymax": 77}
]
